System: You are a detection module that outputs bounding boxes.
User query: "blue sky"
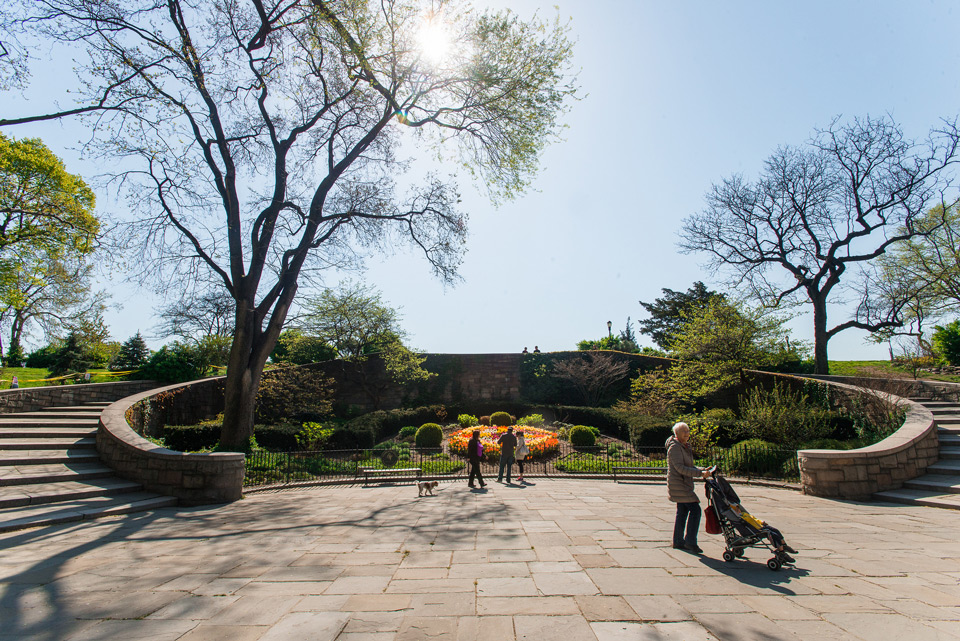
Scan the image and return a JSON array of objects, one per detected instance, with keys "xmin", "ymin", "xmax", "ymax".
[{"xmin": 7, "ymin": 0, "xmax": 960, "ymax": 359}]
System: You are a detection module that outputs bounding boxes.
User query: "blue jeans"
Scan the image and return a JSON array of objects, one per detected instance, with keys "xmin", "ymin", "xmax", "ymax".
[
  {"xmin": 497, "ymin": 455, "xmax": 515, "ymax": 482},
  {"xmin": 673, "ymin": 501, "xmax": 701, "ymax": 547}
]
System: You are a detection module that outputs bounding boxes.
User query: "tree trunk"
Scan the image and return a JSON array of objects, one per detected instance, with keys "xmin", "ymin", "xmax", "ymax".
[
  {"xmin": 812, "ymin": 295, "xmax": 830, "ymax": 375},
  {"xmin": 220, "ymin": 299, "xmax": 269, "ymax": 450}
]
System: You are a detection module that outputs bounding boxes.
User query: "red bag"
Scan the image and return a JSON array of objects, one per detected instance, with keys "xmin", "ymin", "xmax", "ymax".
[{"xmin": 704, "ymin": 506, "xmax": 721, "ymax": 535}]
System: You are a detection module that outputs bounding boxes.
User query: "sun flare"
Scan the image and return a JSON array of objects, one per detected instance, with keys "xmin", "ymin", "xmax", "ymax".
[{"xmin": 416, "ymin": 17, "xmax": 452, "ymax": 66}]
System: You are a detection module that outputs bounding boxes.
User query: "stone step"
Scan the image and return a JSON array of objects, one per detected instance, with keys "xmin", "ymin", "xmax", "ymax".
[
  {"xmin": 903, "ymin": 474, "xmax": 960, "ymax": 495},
  {"xmin": 873, "ymin": 488, "xmax": 960, "ymax": 510},
  {"xmin": 0, "ymin": 477, "xmax": 144, "ymax": 509},
  {"xmin": 927, "ymin": 460, "xmax": 960, "ymax": 476},
  {"xmin": 0, "ymin": 438, "xmax": 96, "ymax": 450},
  {"xmin": 940, "ymin": 435, "xmax": 960, "ymax": 446},
  {"xmin": 0, "ymin": 463, "xmax": 115, "ymax": 487},
  {"xmin": 0, "ymin": 427, "xmax": 97, "ymax": 439},
  {"xmin": 0, "ymin": 417, "xmax": 99, "ymax": 427},
  {"xmin": 0, "ymin": 450, "xmax": 100, "ymax": 466},
  {"xmin": 39, "ymin": 403, "xmax": 110, "ymax": 412},
  {"xmin": 0, "ymin": 411, "xmax": 103, "ymax": 420},
  {"xmin": 0, "ymin": 493, "xmax": 178, "ymax": 533},
  {"xmin": 935, "ymin": 417, "xmax": 960, "ymax": 425},
  {"xmin": 937, "ymin": 426, "xmax": 960, "ymax": 435},
  {"xmin": 939, "ymin": 447, "xmax": 960, "ymax": 460}
]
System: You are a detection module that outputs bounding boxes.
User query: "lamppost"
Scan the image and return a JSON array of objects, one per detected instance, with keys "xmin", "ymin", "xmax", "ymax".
[{"xmin": 607, "ymin": 320, "xmax": 612, "ymax": 338}]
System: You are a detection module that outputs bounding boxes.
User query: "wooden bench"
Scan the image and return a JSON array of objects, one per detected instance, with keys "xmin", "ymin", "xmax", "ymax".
[
  {"xmin": 612, "ymin": 466, "xmax": 668, "ymax": 482},
  {"xmin": 359, "ymin": 467, "xmax": 421, "ymax": 484}
]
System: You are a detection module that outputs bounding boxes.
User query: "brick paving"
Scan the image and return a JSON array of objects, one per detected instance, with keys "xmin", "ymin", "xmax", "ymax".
[{"xmin": 1, "ymin": 478, "xmax": 959, "ymax": 640}]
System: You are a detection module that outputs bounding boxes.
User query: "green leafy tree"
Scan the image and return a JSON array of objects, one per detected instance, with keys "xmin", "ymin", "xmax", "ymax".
[
  {"xmin": 301, "ymin": 283, "xmax": 403, "ymax": 359},
  {"xmin": 666, "ymin": 298, "xmax": 807, "ymax": 403},
  {"xmin": 932, "ymin": 320, "xmax": 960, "ymax": 366},
  {"xmin": 111, "ymin": 331, "xmax": 150, "ymax": 371},
  {"xmin": 680, "ymin": 116, "xmax": 960, "ymax": 374},
  {"xmin": 2, "ymin": 0, "xmax": 577, "ymax": 449},
  {"xmin": 638, "ymin": 282, "xmax": 724, "ymax": 349},
  {"xmin": 270, "ymin": 329, "xmax": 336, "ymax": 365},
  {"xmin": 0, "ymin": 133, "xmax": 98, "ymax": 254},
  {"xmin": 48, "ymin": 332, "xmax": 91, "ymax": 378}
]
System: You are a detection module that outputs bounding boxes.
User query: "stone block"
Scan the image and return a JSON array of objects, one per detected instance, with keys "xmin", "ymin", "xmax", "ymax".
[
  {"xmin": 842, "ymin": 466, "xmax": 867, "ymax": 482},
  {"xmin": 183, "ymin": 474, "xmax": 205, "ymax": 489}
]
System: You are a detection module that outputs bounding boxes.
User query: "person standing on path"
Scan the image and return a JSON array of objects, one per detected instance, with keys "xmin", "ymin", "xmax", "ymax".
[
  {"xmin": 515, "ymin": 430, "xmax": 529, "ymax": 482},
  {"xmin": 667, "ymin": 421, "xmax": 710, "ymax": 553},
  {"xmin": 497, "ymin": 426, "xmax": 518, "ymax": 483},
  {"xmin": 467, "ymin": 430, "xmax": 486, "ymax": 488}
]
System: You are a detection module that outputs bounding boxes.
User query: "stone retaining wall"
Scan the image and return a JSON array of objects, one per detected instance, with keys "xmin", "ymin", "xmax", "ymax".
[
  {"xmin": 0, "ymin": 380, "xmax": 161, "ymax": 414},
  {"xmin": 745, "ymin": 371, "xmax": 940, "ymax": 500},
  {"xmin": 98, "ymin": 381, "xmax": 243, "ymax": 505}
]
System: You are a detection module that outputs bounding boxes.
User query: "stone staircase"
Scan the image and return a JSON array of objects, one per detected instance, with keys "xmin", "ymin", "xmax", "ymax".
[
  {"xmin": 0, "ymin": 402, "xmax": 177, "ymax": 533},
  {"xmin": 874, "ymin": 399, "xmax": 960, "ymax": 510}
]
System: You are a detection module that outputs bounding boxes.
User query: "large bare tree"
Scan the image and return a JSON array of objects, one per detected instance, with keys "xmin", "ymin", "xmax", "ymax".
[
  {"xmin": 680, "ymin": 116, "xmax": 960, "ymax": 374},
  {"xmin": 1, "ymin": 0, "xmax": 576, "ymax": 447}
]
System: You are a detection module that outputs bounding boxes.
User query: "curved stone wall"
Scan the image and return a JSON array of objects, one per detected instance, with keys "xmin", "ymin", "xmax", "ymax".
[
  {"xmin": 97, "ymin": 381, "xmax": 244, "ymax": 505},
  {"xmin": 745, "ymin": 371, "xmax": 940, "ymax": 500},
  {"xmin": 0, "ymin": 380, "xmax": 160, "ymax": 414}
]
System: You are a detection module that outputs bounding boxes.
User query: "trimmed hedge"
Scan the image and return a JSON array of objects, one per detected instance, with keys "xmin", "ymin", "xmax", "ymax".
[{"xmin": 415, "ymin": 423, "xmax": 444, "ymax": 448}]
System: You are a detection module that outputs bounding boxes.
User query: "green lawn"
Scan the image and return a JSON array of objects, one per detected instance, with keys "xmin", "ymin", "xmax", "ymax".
[
  {"xmin": 828, "ymin": 360, "xmax": 960, "ymax": 383},
  {"xmin": 0, "ymin": 367, "xmax": 129, "ymax": 389}
]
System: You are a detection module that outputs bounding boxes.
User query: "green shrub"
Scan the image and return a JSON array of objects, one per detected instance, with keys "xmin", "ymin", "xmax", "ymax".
[
  {"xmin": 569, "ymin": 425, "xmax": 597, "ymax": 447},
  {"xmin": 735, "ymin": 382, "xmax": 833, "ymax": 447},
  {"xmin": 458, "ymin": 413, "xmax": 479, "ymax": 428},
  {"xmin": 296, "ymin": 422, "xmax": 333, "ymax": 450},
  {"xmin": 415, "ymin": 423, "xmax": 444, "ymax": 448},
  {"xmin": 253, "ymin": 423, "xmax": 302, "ymax": 450},
  {"xmin": 162, "ymin": 424, "xmax": 220, "ymax": 451},
  {"xmin": 490, "ymin": 411, "xmax": 512, "ymax": 426},
  {"xmin": 517, "ymin": 413, "xmax": 545, "ymax": 427},
  {"xmin": 722, "ymin": 439, "xmax": 792, "ymax": 478},
  {"xmin": 325, "ymin": 427, "xmax": 375, "ymax": 450},
  {"xmin": 344, "ymin": 405, "xmax": 448, "ymax": 441},
  {"xmin": 399, "ymin": 426, "xmax": 418, "ymax": 439},
  {"xmin": 139, "ymin": 343, "xmax": 202, "ymax": 383},
  {"xmin": 255, "ymin": 368, "xmax": 335, "ymax": 424}
]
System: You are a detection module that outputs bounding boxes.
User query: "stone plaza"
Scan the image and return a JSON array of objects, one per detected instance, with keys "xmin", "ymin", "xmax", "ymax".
[{"xmin": 2, "ymin": 478, "xmax": 959, "ymax": 641}]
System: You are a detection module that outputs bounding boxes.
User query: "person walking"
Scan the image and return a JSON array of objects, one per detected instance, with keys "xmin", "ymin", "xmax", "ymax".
[
  {"xmin": 496, "ymin": 426, "xmax": 518, "ymax": 483},
  {"xmin": 467, "ymin": 430, "xmax": 486, "ymax": 488},
  {"xmin": 515, "ymin": 430, "xmax": 530, "ymax": 482},
  {"xmin": 667, "ymin": 421, "xmax": 710, "ymax": 553}
]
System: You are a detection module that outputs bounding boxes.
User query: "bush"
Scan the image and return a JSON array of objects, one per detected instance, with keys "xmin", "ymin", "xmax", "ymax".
[
  {"xmin": 162, "ymin": 424, "xmax": 221, "ymax": 451},
  {"xmin": 295, "ymin": 422, "xmax": 334, "ymax": 450},
  {"xmin": 325, "ymin": 427, "xmax": 375, "ymax": 450},
  {"xmin": 25, "ymin": 344, "xmax": 58, "ymax": 368},
  {"xmin": 458, "ymin": 413, "xmax": 479, "ymax": 428},
  {"xmin": 255, "ymin": 367, "xmax": 335, "ymax": 424},
  {"xmin": 345, "ymin": 405, "xmax": 448, "ymax": 442},
  {"xmin": 252, "ymin": 423, "xmax": 304, "ymax": 450},
  {"xmin": 518, "ymin": 413, "xmax": 545, "ymax": 427},
  {"xmin": 569, "ymin": 425, "xmax": 597, "ymax": 447},
  {"xmin": 735, "ymin": 382, "xmax": 833, "ymax": 447},
  {"xmin": 722, "ymin": 439, "xmax": 792, "ymax": 478},
  {"xmin": 415, "ymin": 423, "xmax": 444, "ymax": 448},
  {"xmin": 399, "ymin": 426, "xmax": 418, "ymax": 439},
  {"xmin": 479, "ymin": 415, "xmax": 490, "ymax": 426},
  {"xmin": 490, "ymin": 411, "xmax": 512, "ymax": 426}
]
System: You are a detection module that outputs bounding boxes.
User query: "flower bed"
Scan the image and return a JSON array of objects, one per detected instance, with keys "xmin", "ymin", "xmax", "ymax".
[{"xmin": 447, "ymin": 425, "xmax": 560, "ymax": 460}]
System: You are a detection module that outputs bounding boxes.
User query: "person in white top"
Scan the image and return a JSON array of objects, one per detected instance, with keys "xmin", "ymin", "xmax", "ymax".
[{"xmin": 515, "ymin": 430, "xmax": 530, "ymax": 482}]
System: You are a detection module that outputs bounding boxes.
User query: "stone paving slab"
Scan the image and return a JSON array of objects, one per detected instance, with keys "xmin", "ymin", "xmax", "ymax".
[{"xmin": 1, "ymin": 479, "xmax": 960, "ymax": 640}]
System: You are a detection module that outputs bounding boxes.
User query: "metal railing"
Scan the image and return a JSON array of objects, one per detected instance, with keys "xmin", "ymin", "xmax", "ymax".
[{"xmin": 244, "ymin": 440, "xmax": 799, "ymax": 488}]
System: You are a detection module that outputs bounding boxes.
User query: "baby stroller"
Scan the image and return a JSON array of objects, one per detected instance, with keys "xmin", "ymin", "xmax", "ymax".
[{"xmin": 703, "ymin": 466, "xmax": 797, "ymax": 571}]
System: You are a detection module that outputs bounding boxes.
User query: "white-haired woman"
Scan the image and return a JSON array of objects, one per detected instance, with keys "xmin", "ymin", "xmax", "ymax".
[{"xmin": 667, "ymin": 422, "xmax": 710, "ymax": 553}]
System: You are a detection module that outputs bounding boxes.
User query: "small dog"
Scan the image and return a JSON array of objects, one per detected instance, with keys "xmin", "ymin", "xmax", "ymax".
[{"xmin": 417, "ymin": 480, "xmax": 439, "ymax": 496}]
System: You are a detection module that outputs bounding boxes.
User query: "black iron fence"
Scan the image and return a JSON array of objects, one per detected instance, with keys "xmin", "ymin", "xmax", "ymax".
[{"xmin": 244, "ymin": 440, "xmax": 799, "ymax": 488}]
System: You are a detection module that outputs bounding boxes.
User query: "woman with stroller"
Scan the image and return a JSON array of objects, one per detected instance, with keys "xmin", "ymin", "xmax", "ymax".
[{"xmin": 667, "ymin": 422, "xmax": 711, "ymax": 553}]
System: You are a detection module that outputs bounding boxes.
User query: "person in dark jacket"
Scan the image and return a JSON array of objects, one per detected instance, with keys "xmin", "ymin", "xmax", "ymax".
[
  {"xmin": 667, "ymin": 421, "xmax": 710, "ymax": 553},
  {"xmin": 467, "ymin": 430, "xmax": 486, "ymax": 488},
  {"xmin": 497, "ymin": 427, "xmax": 518, "ymax": 483}
]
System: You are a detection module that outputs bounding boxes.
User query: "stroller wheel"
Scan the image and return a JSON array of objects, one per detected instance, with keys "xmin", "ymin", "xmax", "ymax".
[
  {"xmin": 766, "ymin": 558, "xmax": 782, "ymax": 571},
  {"xmin": 735, "ymin": 549, "xmax": 745, "ymax": 558},
  {"xmin": 722, "ymin": 550, "xmax": 736, "ymax": 562}
]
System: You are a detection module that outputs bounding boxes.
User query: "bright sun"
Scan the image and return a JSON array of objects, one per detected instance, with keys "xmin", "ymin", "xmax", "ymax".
[{"xmin": 416, "ymin": 18, "xmax": 452, "ymax": 66}]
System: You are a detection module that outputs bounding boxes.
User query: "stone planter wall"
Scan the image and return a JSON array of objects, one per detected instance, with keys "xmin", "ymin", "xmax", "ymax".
[
  {"xmin": 0, "ymin": 380, "xmax": 161, "ymax": 414},
  {"xmin": 98, "ymin": 382, "xmax": 243, "ymax": 505},
  {"xmin": 745, "ymin": 371, "xmax": 940, "ymax": 500}
]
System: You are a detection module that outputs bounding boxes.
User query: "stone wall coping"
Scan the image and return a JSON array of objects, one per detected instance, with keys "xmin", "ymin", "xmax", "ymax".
[
  {"xmin": 100, "ymin": 380, "xmax": 243, "ymax": 464},
  {"xmin": 797, "ymin": 401, "xmax": 935, "ymax": 460}
]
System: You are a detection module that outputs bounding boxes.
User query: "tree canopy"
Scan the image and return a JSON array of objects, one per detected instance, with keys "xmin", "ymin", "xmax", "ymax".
[
  {"xmin": 680, "ymin": 116, "xmax": 960, "ymax": 373},
  {"xmin": 1, "ymin": 0, "xmax": 578, "ymax": 447},
  {"xmin": 638, "ymin": 281, "xmax": 723, "ymax": 349},
  {"xmin": 0, "ymin": 133, "xmax": 98, "ymax": 255}
]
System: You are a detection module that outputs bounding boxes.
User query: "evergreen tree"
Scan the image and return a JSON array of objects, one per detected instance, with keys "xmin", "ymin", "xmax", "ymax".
[
  {"xmin": 49, "ymin": 332, "xmax": 91, "ymax": 377},
  {"xmin": 111, "ymin": 331, "xmax": 150, "ymax": 371}
]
